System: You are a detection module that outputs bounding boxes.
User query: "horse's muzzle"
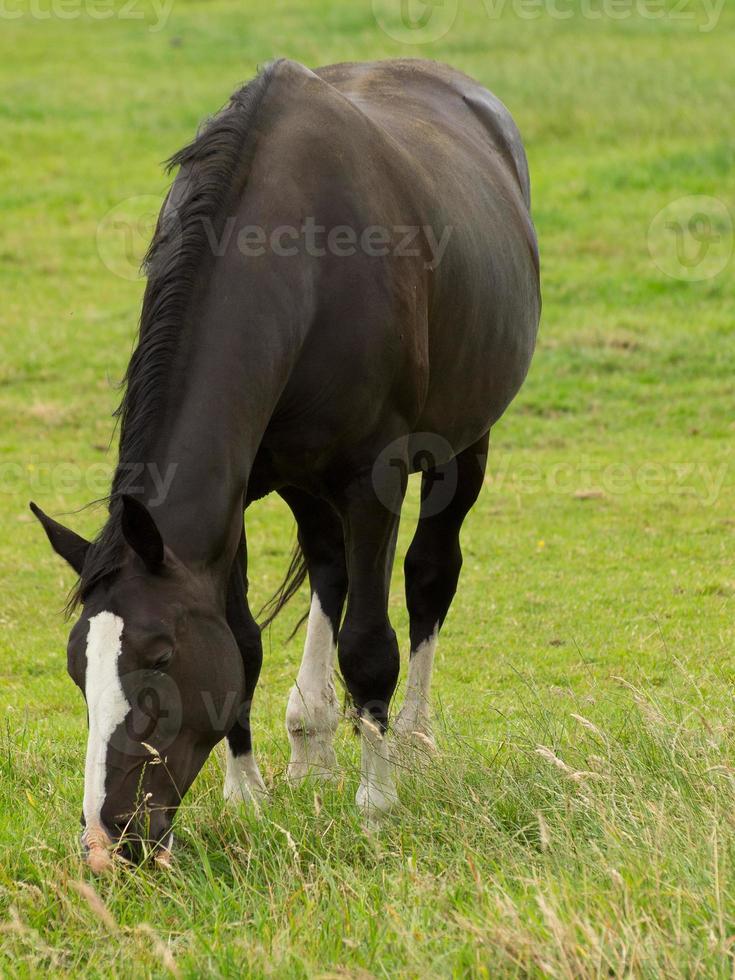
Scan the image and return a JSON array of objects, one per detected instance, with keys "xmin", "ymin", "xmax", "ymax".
[{"xmin": 81, "ymin": 812, "xmax": 173, "ymax": 870}]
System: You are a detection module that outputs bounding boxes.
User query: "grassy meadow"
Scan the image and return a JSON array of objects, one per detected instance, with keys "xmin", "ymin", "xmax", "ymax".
[{"xmin": 1, "ymin": 0, "xmax": 734, "ymax": 975}]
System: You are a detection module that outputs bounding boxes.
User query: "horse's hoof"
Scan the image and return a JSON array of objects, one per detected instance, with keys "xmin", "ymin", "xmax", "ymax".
[
  {"xmin": 356, "ymin": 778, "xmax": 398, "ymax": 827},
  {"xmin": 286, "ymin": 728, "xmax": 337, "ymax": 786},
  {"xmin": 392, "ymin": 726, "xmax": 438, "ymax": 768}
]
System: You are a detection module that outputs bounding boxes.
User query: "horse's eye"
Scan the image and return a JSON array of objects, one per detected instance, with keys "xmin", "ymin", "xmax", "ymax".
[{"xmin": 151, "ymin": 650, "xmax": 174, "ymax": 671}]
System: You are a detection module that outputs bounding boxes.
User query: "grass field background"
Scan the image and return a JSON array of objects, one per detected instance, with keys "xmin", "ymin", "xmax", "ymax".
[{"xmin": 1, "ymin": 0, "xmax": 734, "ymax": 975}]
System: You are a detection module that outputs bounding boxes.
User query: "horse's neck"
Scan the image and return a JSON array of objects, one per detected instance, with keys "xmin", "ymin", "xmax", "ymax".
[
  {"xmin": 130, "ymin": 293, "xmax": 298, "ymax": 570},
  {"xmin": 135, "ymin": 412, "xmax": 247, "ymax": 573}
]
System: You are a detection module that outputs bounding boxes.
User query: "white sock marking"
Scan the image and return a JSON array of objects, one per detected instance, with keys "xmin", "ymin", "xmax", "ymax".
[
  {"xmin": 356, "ymin": 714, "xmax": 398, "ymax": 820},
  {"xmin": 286, "ymin": 593, "xmax": 340, "ymax": 780},
  {"xmin": 395, "ymin": 627, "xmax": 439, "ymax": 750},
  {"xmin": 223, "ymin": 745, "xmax": 267, "ymax": 806},
  {"xmin": 82, "ymin": 611, "xmax": 128, "ymax": 844}
]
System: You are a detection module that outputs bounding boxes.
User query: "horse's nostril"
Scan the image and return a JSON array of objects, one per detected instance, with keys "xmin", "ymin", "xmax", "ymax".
[
  {"xmin": 90, "ymin": 804, "xmax": 173, "ymax": 865},
  {"xmin": 117, "ymin": 829, "xmax": 171, "ymax": 865},
  {"xmin": 117, "ymin": 836, "xmax": 145, "ymax": 864}
]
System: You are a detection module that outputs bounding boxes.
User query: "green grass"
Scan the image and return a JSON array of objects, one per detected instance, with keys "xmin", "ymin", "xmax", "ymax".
[{"xmin": 1, "ymin": 0, "xmax": 734, "ymax": 975}]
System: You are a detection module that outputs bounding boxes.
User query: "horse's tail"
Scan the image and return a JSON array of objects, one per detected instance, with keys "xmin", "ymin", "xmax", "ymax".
[{"xmin": 258, "ymin": 542, "xmax": 309, "ymax": 634}]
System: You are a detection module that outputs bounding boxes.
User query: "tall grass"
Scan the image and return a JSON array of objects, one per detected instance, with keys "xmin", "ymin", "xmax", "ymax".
[{"xmin": 3, "ymin": 668, "xmax": 735, "ymax": 977}]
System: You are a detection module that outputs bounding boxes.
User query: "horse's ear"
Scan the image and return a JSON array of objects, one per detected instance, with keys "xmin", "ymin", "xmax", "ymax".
[
  {"xmin": 120, "ymin": 495, "xmax": 164, "ymax": 570},
  {"xmin": 30, "ymin": 502, "xmax": 91, "ymax": 575}
]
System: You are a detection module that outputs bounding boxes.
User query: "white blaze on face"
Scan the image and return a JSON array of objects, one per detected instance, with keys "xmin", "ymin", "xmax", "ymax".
[{"xmin": 82, "ymin": 611, "xmax": 129, "ymax": 844}]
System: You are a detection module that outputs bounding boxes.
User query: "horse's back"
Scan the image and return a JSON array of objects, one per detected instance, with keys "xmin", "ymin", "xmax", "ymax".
[
  {"xmin": 315, "ymin": 60, "xmax": 541, "ymax": 443},
  {"xmin": 249, "ymin": 59, "xmax": 540, "ymax": 474},
  {"xmin": 316, "ymin": 59, "xmax": 531, "ymax": 202}
]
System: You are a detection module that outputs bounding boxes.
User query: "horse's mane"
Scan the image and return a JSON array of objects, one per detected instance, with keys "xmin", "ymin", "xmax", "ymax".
[{"xmin": 68, "ymin": 61, "xmax": 282, "ymax": 612}]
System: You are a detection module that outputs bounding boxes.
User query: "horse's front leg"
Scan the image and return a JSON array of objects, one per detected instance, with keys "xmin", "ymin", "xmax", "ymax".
[
  {"xmin": 280, "ymin": 489, "xmax": 347, "ymax": 782},
  {"xmin": 223, "ymin": 532, "xmax": 267, "ymax": 806},
  {"xmin": 335, "ymin": 466, "xmax": 405, "ymax": 821}
]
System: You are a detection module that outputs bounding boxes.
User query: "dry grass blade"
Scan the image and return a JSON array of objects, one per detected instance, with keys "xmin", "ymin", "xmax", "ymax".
[
  {"xmin": 67, "ymin": 881, "xmax": 118, "ymax": 933},
  {"xmin": 136, "ymin": 923, "xmax": 181, "ymax": 978}
]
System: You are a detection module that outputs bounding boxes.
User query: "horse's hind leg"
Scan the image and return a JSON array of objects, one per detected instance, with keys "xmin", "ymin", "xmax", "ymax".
[
  {"xmin": 395, "ymin": 433, "xmax": 489, "ymax": 754},
  {"xmin": 280, "ymin": 488, "xmax": 347, "ymax": 782},
  {"xmin": 224, "ymin": 531, "xmax": 268, "ymax": 806}
]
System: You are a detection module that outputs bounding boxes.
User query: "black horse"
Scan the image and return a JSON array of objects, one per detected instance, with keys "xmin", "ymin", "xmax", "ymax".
[{"xmin": 32, "ymin": 58, "xmax": 540, "ymax": 868}]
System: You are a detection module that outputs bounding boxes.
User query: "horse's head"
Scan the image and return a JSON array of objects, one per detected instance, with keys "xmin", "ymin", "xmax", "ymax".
[{"xmin": 31, "ymin": 496, "xmax": 245, "ymax": 870}]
